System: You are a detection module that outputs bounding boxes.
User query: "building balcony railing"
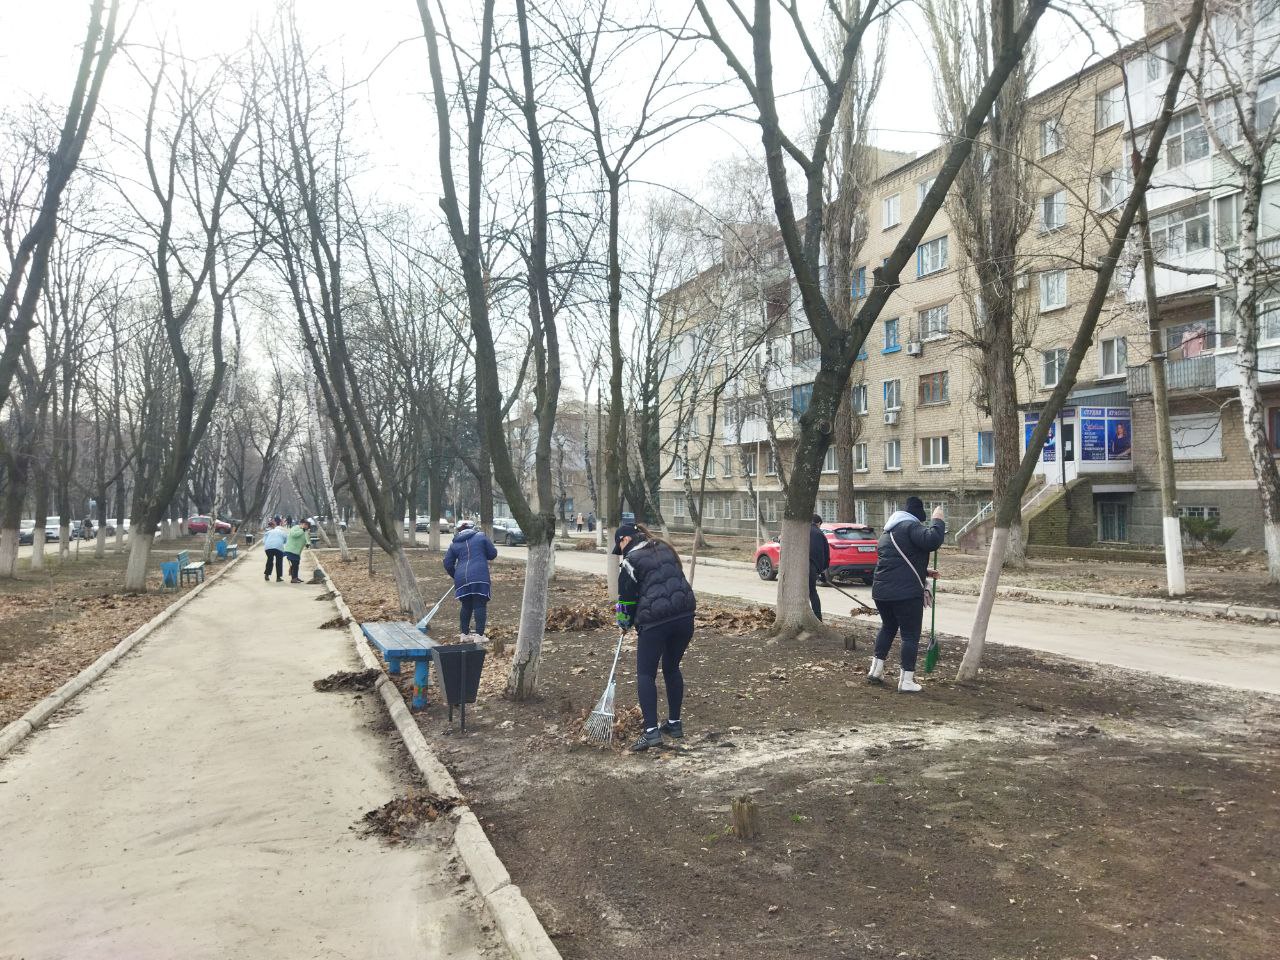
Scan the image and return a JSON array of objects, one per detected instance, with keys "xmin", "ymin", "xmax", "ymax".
[{"xmin": 1126, "ymin": 354, "xmax": 1217, "ymax": 396}]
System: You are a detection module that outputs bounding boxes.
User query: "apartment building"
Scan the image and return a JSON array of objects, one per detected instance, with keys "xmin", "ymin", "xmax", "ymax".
[{"xmin": 658, "ymin": 9, "xmax": 1279, "ymax": 552}]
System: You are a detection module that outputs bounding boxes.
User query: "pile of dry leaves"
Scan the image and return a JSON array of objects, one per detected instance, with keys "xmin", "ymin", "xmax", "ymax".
[
  {"xmin": 696, "ymin": 604, "xmax": 775, "ymax": 635},
  {"xmin": 356, "ymin": 793, "xmax": 459, "ymax": 843},
  {"xmin": 313, "ymin": 668, "xmax": 381, "ymax": 692},
  {"xmin": 567, "ymin": 703, "xmax": 644, "ymax": 751},
  {"xmin": 546, "ymin": 602, "xmax": 613, "ymax": 631}
]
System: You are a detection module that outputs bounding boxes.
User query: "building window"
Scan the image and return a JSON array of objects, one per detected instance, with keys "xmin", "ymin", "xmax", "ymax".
[
  {"xmin": 792, "ymin": 329, "xmax": 819, "ymax": 364},
  {"xmin": 1100, "ymin": 336, "xmax": 1127, "ymax": 378},
  {"xmin": 764, "ymin": 499, "xmax": 779, "ymax": 523},
  {"xmin": 766, "ymin": 449, "xmax": 779, "ymax": 476},
  {"xmin": 1097, "ymin": 499, "xmax": 1129, "ymax": 543},
  {"xmin": 1039, "ymin": 269, "xmax": 1067, "ymax": 312},
  {"xmin": 1178, "ymin": 505, "xmax": 1221, "ymax": 521},
  {"xmin": 852, "ymin": 382, "xmax": 868, "ymax": 415},
  {"xmin": 854, "ymin": 442, "xmax": 868, "ymax": 472},
  {"xmin": 884, "ymin": 317, "xmax": 900, "ymax": 352},
  {"xmin": 1210, "ymin": 96, "xmax": 1242, "ymax": 147},
  {"xmin": 743, "ymin": 452, "xmax": 757, "ymax": 476},
  {"xmin": 883, "ymin": 499, "xmax": 900, "ymax": 524},
  {"xmin": 883, "ymin": 193, "xmax": 901, "ymax": 228},
  {"xmin": 1039, "ymin": 117, "xmax": 1063, "ymax": 157},
  {"xmin": 855, "ymin": 499, "xmax": 868, "ymax": 524},
  {"xmin": 1261, "ymin": 300, "xmax": 1280, "ymax": 345},
  {"xmin": 703, "ymin": 498, "xmax": 715, "ymax": 520},
  {"xmin": 1040, "ymin": 190, "xmax": 1067, "ymax": 232},
  {"xmin": 705, "ymin": 457, "xmax": 715, "ymax": 479},
  {"xmin": 917, "ymin": 236, "xmax": 948, "ymax": 277},
  {"xmin": 1096, "ymin": 84, "xmax": 1123, "ymax": 129},
  {"xmin": 884, "ymin": 439, "xmax": 902, "ymax": 471},
  {"xmin": 742, "ymin": 496, "xmax": 757, "ymax": 520},
  {"xmin": 883, "ymin": 379, "xmax": 902, "ymax": 411},
  {"xmin": 917, "ymin": 176, "xmax": 936, "ymax": 206},
  {"xmin": 1171, "ymin": 413, "xmax": 1222, "ymax": 460},
  {"xmin": 1164, "ymin": 110, "xmax": 1210, "ymax": 169},
  {"xmin": 1271, "ymin": 407, "xmax": 1280, "ymax": 453},
  {"xmin": 919, "ymin": 303, "xmax": 949, "ymax": 339},
  {"xmin": 918, "ymin": 371, "xmax": 949, "ymax": 405},
  {"xmin": 1152, "ymin": 200, "xmax": 1211, "ymax": 256},
  {"xmin": 722, "ymin": 455, "xmax": 732, "ymax": 477},
  {"xmin": 977, "ymin": 430, "xmax": 995, "ymax": 467},
  {"xmin": 1259, "ymin": 75, "xmax": 1280, "ymax": 132},
  {"xmin": 791, "ymin": 382, "xmax": 813, "ymax": 418},
  {"xmin": 818, "ymin": 498, "xmax": 837, "ymax": 522},
  {"xmin": 1145, "ymin": 36, "xmax": 1178, "ymax": 82},
  {"xmin": 1042, "ymin": 348, "xmax": 1068, "ymax": 388},
  {"xmin": 852, "ymin": 266, "xmax": 867, "ymax": 299},
  {"xmin": 674, "ymin": 497, "xmax": 685, "ymax": 518},
  {"xmin": 1098, "ymin": 168, "xmax": 1128, "ymax": 209},
  {"xmin": 921, "ymin": 435, "xmax": 950, "ymax": 468},
  {"xmin": 822, "ymin": 446, "xmax": 838, "ymax": 473},
  {"xmin": 673, "ymin": 457, "xmax": 686, "ymax": 479}
]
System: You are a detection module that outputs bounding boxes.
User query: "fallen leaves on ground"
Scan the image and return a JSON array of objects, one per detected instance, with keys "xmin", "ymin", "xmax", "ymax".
[
  {"xmin": 546, "ymin": 602, "xmax": 612, "ymax": 631},
  {"xmin": 696, "ymin": 604, "xmax": 775, "ymax": 634},
  {"xmin": 318, "ymin": 615, "xmax": 350, "ymax": 629},
  {"xmin": 313, "ymin": 668, "xmax": 381, "ymax": 692},
  {"xmin": 356, "ymin": 793, "xmax": 459, "ymax": 843},
  {"xmin": 567, "ymin": 703, "xmax": 644, "ymax": 752}
]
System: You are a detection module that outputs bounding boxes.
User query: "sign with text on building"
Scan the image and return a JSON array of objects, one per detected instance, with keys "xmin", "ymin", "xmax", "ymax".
[
  {"xmin": 1080, "ymin": 407, "xmax": 1132, "ymax": 463},
  {"xmin": 1023, "ymin": 411, "xmax": 1056, "ymax": 462}
]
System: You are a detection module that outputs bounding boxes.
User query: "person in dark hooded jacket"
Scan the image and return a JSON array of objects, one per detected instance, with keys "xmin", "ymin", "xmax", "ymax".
[
  {"xmin": 868, "ymin": 496, "xmax": 945, "ymax": 692},
  {"xmin": 613, "ymin": 522, "xmax": 697, "ymax": 752},
  {"xmin": 443, "ymin": 520, "xmax": 498, "ymax": 636},
  {"xmin": 808, "ymin": 514, "xmax": 832, "ymax": 620}
]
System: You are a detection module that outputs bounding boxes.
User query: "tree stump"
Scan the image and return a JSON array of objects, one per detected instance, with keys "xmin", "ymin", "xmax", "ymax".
[
  {"xmin": 730, "ymin": 797, "xmax": 759, "ymax": 840},
  {"xmin": 844, "ymin": 631, "xmax": 858, "ymax": 652}
]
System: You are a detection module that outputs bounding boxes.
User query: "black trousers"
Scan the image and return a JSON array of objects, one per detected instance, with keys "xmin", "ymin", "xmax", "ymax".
[
  {"xmin": 636, "ymin": 615, "xmax": 694, "ymax": 730},
  {"xmin": 263, "ymin": 548, "xmax": 283, "ymax": 579},
  {"xmin": 809, "ymin": 574, "xmax": 823, "ymax": 621},
  {"xmin": 459, "ymin": 595, "xmax": 488, "ymax": 635},
  {"xmin": 874, "ymin": 597, "xmax": 925, "ymax": 671},
  {"xmin": 285, "ymin": 551, "xmax": 301, "ymax": 580}
]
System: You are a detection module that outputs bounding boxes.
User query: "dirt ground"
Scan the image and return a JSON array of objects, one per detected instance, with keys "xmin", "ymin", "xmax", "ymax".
[
  {"xmin": 0, "ymin": 546, "xmax": 218, "ymax": 727},
  {"xmin": 327, "ymin": 548, "xmax": 1280, "ymax": 960}
]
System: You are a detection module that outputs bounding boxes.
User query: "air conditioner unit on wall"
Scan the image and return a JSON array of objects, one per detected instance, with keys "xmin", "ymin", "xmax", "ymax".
[
  {"xmin": 884, "ymin": 410, "xmax": 899, "ymax": 426},
  {"xmin": 906, "ymin": 340, "xmax": 923, "ymax": 356}
]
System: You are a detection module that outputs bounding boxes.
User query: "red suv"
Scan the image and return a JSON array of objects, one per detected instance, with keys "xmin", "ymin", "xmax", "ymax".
[
  {"xmin": 187, "ymin": 515, "xmax": 232, "ymax": 535},
  {"xmin": 754, "ymin": 522, "xmax": 880, "ymax": 585}
]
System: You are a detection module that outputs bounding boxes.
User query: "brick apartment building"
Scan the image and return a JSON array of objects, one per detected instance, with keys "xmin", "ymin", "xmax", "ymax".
[{"xmin": 657, "ymin": 6, "xmax": 1279, "ymax": 552}]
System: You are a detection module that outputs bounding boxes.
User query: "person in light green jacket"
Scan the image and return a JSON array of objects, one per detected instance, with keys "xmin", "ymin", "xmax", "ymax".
[{"xmin": 284, "ymin": 519, "xmax": 311, "ymax": 583}]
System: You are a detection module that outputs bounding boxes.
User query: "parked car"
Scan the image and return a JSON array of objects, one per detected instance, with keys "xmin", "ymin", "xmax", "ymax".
[
  {"xmin": 436, "ymin": 517, "xmax": 454, "ymax": 534},
  {"xmin": 187, "ymin": 515, "xmax": 232, "ymax": 535},
  {"xmin": 43, "ymin": 524, "xmax": 60, "ymax": 542},
  {"xmin": 414, "ymin": 517, "xmax": 431, "ymax": 532},
  {"xmin": 18, "ymin": 521, "xmax": 35, "ymax": 545},
  {"xmin": 754, "ymin": 522, "xmax": 879, "ymax": 585},
  {"xmin": 491, "ymin": 517, "xmax": 526, "ymax": 546}
]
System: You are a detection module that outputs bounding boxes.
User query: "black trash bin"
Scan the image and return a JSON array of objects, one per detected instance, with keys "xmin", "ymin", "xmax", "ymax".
[{"xmin": 431, "ymin": 643, "xmax": 487, "ymax": 732}]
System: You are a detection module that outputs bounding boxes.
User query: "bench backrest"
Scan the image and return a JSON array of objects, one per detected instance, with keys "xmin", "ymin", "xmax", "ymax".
[{"xmin": 176, "ymin": 550, "xmax": 189, "ymax": 566}]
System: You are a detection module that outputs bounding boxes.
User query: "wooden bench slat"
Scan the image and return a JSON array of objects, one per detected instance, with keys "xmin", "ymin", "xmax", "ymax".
[{"xmin": 362, "ymin": 621, "xmax": 437, "ymax": 658}]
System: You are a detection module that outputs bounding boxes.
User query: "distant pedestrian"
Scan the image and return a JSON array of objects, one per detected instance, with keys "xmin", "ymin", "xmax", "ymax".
[
  {"xmin": 284, "ymin": 519, "xmax": 311, "ymax": 583},
  {"xmin": 613, "ymin": 522, "xmax": 697, "ymax": 752},
  {"xmin": 587, "ymin": 512, "xmax": 595, "ymax": 532},
  {"xmin": 444, "ymin": 519, "xmax": 498, "ymax": 638},
  {"xmin": 808, "ymin": 514, "xmax": 831, "ymax": 621},
  {"xmin": 576, "ymin": 512, "xmax": 585, "ymax": 532},
  {"xmin": 262, "ymin": 520, "xmax": 287, "ymax": 582},
  {"xmin": 868, "ymin": 497, "xmax": 945, "ymax": 693}
]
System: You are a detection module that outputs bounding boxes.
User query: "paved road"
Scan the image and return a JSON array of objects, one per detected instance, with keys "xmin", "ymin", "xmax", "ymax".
[
  {"xmin": 500, "ymin": 544, "xmax": 1280, "ymax": 696},
  {"xmin": 0, "ymin": 552, "xmax": 504, "ymax": 959}
]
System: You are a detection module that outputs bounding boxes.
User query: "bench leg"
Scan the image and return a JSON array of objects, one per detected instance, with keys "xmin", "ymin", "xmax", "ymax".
[
  {"xmin": 387, "ymin": 657, "xmax": 401, "ymax": 676},
  {"xmin": 412, "ymin": 659, "xmax": 429, "ymax": 710}
]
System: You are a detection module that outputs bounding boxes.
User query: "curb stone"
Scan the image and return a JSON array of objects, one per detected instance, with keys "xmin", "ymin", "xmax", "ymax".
[
  {"xmin": 0, "ymin": 547, "xmax": 249, "ymax": 762},
  {"xmin": 315, "ymin": 559, "xmax": 563, "ymax": 960}
]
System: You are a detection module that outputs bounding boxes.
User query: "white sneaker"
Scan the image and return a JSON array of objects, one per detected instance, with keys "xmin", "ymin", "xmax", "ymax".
[
  {"xmin": 898, "ymin": 670, "xmax": 922, "ymax": 693},
  {"xmin": 867, "ymin": 657, "xmax": 885, "ymax": 683}
]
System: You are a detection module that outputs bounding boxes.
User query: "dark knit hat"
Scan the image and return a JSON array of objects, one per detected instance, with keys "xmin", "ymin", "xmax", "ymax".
[{"xmin": 905, "ymin": 496, "xmax": 926, "ymax": 522}]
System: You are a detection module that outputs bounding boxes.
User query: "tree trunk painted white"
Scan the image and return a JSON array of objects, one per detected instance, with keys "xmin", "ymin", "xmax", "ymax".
[
  {"xmin": 95, "ymin": 526, "xmax": 106, "ymax": 558},
  {"xmin": 114, "ymin": 520, "xmax": 124, "ymax": 552},
  {"xmin": 1162, "ymin": 517, "xmax": 1187, "ymax": 595},
  {"xmin": 388, "ymin": 544, "xmax": 425, "ymax": 618},
  {"xmin": 124, "ymin": 533, "xmax": 154, "ymax": 592},
  {"xmin": 30, "ymin": 528, "xmax": 46, "ymax": 572},
  {"xmin": 0, "ymin": 529, "xmax": 18, "ymax": 578},
  {"xmin": 59, "ymin": 522, "xmax": 70, "ymax": 561},
  {"xmin": 162, "ymin": 519, "xmax": 172, "ymax": 540},
  {"xmin": 774, "ymin": 517, "xmax": 822, "ymax": 639},
  {"xmin": 956, "ymin": 525, "xmax": 1010, "ymax": 681},
  {"xmin": 508, "ymin": 540, "xmax": 552, "ymax": 700},
  {"xmin": 606, "ymin": 552, "xmax": 619, "ymax": 600},
  {"xmin": 1266, "ymin": 522, "xmax": 1280, "ymax": 582},
  {"xmin": 429, "ymin": 525, "xmax": 440, "ymax": 552},
  {"xmin": 547, "ymin": 539, "xmax": 557, "ymax": 580}
]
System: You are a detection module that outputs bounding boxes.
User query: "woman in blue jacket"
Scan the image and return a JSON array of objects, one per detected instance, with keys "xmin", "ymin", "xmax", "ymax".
[
  {"xmin": 443, "ymin": 520, "xmax": 498, "ymax": 637},
  {"xmin": 868, "ymin": 497, "xmax": 945, "ymax": 692}
]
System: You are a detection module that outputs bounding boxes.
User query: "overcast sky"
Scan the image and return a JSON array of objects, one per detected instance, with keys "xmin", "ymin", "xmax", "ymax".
[{"xmin": 4, "ymin": 0, "xmax": 1144, "ymax": 209}]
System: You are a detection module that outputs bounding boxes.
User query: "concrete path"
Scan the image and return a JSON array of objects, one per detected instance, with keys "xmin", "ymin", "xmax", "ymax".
[
  {"xmin": 504, "ymin": 545, "xmax": 1280, "ymax": 696},
  {"xmin": 0, "ymin": 552, "xmax": 504, "ymax": 960}
]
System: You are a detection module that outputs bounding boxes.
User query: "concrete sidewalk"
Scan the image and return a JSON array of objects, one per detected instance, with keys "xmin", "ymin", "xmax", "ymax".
[
  {"xmin": 506, "ymin": 546, "xmax": 1280, "ymax": 696},
  {"xmin": 0, "ymin": 552, "xmax": 504, "ymax": 959}
]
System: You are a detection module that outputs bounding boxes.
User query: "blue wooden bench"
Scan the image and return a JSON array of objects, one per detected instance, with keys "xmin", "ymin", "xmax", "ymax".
[
  {"xmin": 176, "ymin": 549, "xmax": 205, "ymax": 586},
  {"xmin": 362, "ymin": 622, "xmax": 438, "ymax": 710},
  {"xmin": 216, "ymin": 539, "xmax": 238, "ymax": 560}
]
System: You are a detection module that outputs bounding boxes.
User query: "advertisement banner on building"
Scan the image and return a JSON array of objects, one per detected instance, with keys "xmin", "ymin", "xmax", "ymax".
[
  {"xmin": 1024, "ymin": 411, "xmax": 1055, "ymax": 462},
  {"xmin": 1080, "ymin": 407, "xmax": 1108, "ymax": 462},
  {"xmin": 1106, "ymin": 408, "xmax": 1132, "ymax": 460}
]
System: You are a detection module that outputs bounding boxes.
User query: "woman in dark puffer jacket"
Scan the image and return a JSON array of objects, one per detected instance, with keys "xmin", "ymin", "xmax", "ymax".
[
  {"xmin": 613, "ymin": 522, "xmax": 697, "ymax": 752},
  {"xmin": 868, "ymin": 496, "xmax": 945, "ymax": 692}
]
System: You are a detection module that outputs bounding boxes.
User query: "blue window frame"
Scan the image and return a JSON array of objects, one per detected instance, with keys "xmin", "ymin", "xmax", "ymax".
[
  {"xmin": 883, "ymin": 317, "xmax": 901, "ymax": 353},
  {"xmin": 791, "ymin": 382, "xmax": 814, "ymax": 418},
  {"xmin": 977, "ymin": 430, "xmax": 995, "ymax": 466},
  {"xmin": 852, "ymin": 266, "xmax": 867, "ymax": 299}
]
